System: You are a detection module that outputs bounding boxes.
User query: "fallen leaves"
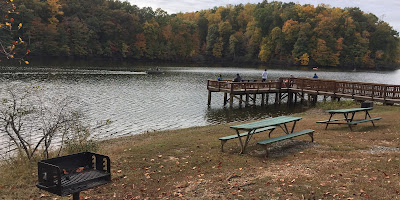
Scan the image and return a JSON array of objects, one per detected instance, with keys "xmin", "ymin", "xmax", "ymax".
[{"xmin": 76, "ymin": 167, "xmax": 85, "ymax": 173}]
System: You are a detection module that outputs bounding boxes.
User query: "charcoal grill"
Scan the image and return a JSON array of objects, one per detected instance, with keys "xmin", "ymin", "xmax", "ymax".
[{"xmin": 36, "ymin": 152, "xmax": 111, "ymax": 200}]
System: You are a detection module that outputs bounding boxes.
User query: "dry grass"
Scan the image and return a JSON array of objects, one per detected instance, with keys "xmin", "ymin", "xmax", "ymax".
[{"xmin": 1, "ymin": 103, "xmax": 400, "ymax": 199}]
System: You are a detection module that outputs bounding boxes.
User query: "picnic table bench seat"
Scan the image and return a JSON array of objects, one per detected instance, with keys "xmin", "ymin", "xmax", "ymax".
[
  {"xmin": 219, "ymin": 126, "xmax": 275, "ymax": 152},
  {"xmin": 347, "ymin": 117, "xmax": 382, "ymax": 125},
  {"xmin": 257, "ymin": 129, "xmax": 314, "ymax": 158},
  {"xmin": 316, "ymin": 118, "xmax": 347, "ymax": 124}
]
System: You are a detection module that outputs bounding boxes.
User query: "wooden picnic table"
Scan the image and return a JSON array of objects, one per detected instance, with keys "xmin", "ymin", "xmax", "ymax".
[
  {"xmin": 317, "ymin": 107, "xmax": 381, "ymax": 131},
  {"xmin": 230, "ymin": 116, "xmax": 302, "ymax": 154}
]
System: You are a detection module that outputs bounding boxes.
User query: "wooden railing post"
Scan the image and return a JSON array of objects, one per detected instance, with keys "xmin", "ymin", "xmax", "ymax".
[
  {"xmin": 371, "ymin": 85, "xmax": 375, "ymax": 100},
  {"xmin": 383, "ymin": 86, "xmax": 387, "ymax": 104},
  {"xmin": 229, "ymin": 82, "xmax": 234, "ymax": 107}
]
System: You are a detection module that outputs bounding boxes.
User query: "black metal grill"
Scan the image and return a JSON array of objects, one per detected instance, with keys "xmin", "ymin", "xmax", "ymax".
[{"xmin": 37, "ymin": 152, "xmax": 111, "ymax": 199}]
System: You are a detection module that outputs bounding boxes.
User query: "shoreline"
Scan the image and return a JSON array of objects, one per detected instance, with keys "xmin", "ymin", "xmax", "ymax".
[{"xmin": 1, "ymin": 102, "xmax": 400, "ymax": 199}]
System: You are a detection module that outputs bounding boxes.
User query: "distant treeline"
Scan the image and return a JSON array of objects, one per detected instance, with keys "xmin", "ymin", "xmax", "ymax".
[{"xmin": 4, "ymin": 0, "xmax": 400, "ymax": 68}]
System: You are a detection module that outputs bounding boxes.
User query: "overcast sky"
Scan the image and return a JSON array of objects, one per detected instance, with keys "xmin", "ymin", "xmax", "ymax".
[{"xmin": 126, "ymin": 0, "xmax": 400, "ymax": 32}]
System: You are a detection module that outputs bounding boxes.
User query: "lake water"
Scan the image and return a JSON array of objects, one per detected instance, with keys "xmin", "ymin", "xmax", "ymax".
[{"xmin": 1, "ymin": 62, "xmax": 399, "ymax": 155}]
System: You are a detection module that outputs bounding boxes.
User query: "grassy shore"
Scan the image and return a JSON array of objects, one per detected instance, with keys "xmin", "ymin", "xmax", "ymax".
[{"xmin": 1, "ymin": 102, "xmax": 400, "ymax": 199}]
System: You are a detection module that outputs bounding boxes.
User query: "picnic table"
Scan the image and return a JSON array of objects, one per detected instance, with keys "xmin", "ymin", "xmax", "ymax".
[
  {"xmin": 228, "ymin": 116, "xmax": 302, "ymax": 154},
  {"xmin": 316, "ymin": 107, "xmax": 381, "ymax": 131}
]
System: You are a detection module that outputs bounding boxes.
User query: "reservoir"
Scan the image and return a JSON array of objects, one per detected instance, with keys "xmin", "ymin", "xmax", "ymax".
[{"xmin": 1, "ymin": 62, "xmax": 399, "ymax": 155}]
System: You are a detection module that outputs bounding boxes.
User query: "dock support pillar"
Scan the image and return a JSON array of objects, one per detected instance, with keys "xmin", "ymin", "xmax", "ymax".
[
  {"xmin": 261, "ymin": 93, "xmax": 265, "ymax": 106},
  {"xmin": 288, "ymin": 92, "xmax": 293, "ymax": 106},
  {"xmin": 245, "ymin": 94, "xmax": 249, "ymax": 106},
  {"xmin": 223, "ymin": 92, "xmax": 227, "ymax": 106},
  {"xmin": 278, "ymin": 92, "xmax": 282, "ymax": 105},
  {"xmin": 229, "ymin": 93, "xmax": 234, "ymax": 107},
  {"xmin": 208, "ymin": 91, "xmax": 212, "ymax": 105},
  {"xmin": 253, "ymin": 94, "xmax": 256, "ymax": 104},
  {"xmin": 239, "ymin": 95, "xmax": 243, "ymax": 106}
]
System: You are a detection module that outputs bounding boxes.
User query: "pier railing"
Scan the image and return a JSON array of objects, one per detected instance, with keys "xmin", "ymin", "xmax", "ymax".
[
  {"xmin": 207, "ymin": 78, "xmax": 400, "ymax": 103},
  {"xmin": 207, "ymin": 80, "xmax": 281, "ymax": 93},
  {"xmin": 290, "ymin": 78, "xmax": 400, "ymax": 101}
]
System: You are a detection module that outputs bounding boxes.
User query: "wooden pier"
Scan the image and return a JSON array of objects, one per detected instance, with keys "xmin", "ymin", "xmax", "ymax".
[{"xmin": 207, "ymin": 77, "xmax": 400, "ymax": 107}]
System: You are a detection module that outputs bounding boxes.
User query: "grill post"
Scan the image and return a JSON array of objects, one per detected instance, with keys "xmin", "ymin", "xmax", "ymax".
[{"xmin": 73, "ymin": 192, "xmax": 80, "ymax": 200}]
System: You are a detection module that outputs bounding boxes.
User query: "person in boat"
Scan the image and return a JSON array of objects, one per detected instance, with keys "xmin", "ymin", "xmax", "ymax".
[
  {"xmin": 233, "ymin": 73, "xmax": 242, "ymax": 82},
  {"xmin": 262, "ymin": 69, "xmax": 268, "ymax": 82},
  {"xmin": 313, "ymin": 73, "xmax": 318, "ymax": 79},
  {"xmin": 217, "ymin": 74, "xmax": 222, "ymax": 81}
]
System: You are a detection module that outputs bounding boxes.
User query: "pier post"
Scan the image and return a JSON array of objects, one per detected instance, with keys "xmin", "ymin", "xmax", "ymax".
[
  {"xmin": 208, "ymin": 91, "xmax": 212, "ymax": 105},
  {"xmin": 261, "ymin": 93, "xmax": 265, "ymax": 106},
  {"xmin": 288, "ymin": 92, "xmax": 293, "ymax": 106},
  {"xmin": 253, "ymin": 94, "xmax": 256, "ymax": 104},
  {"xmin": 229, "ymin": 93, "xmax": 234, "ymax": 107},
  {"xmin": 275, "ymin": 92, "xmax": 279, "ymax": 104},
  {"xmin": 312, "ymin": 94, "xmax": 317, "ymax": 105},
  {"xmin": 278, "ymin": 92, "xmax": 282, "ymax": 104},
  {"xmin": 239, "ymin": 95, "xmax": 243, "ymax": 106},
  {"xmin": 245, "ymin": 94, "xmax": 249, "ymax": 106},
  {"xmin": 223, "ymin": 92, "xmax": 227, "ymax": 106}
]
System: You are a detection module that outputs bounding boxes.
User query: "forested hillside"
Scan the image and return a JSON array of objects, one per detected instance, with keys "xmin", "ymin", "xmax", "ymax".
[{"xmin": 2, "ymin": 0, "xmax": 400, "ymax": 68}]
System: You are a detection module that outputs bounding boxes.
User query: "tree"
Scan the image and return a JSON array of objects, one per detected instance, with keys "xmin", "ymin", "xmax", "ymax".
[
  {"xmin": 143, "ymin": 19, "xmax": 160, "ymax": 59},
  {"xmin": 66, "ymin": 17, "xmax": 89, "ymax": 57},
  {"xmin": 0, "ymin": 85, "xmax": 80, "ymax": 159},
  {"xmin": 229, "ymin": 34, "xmax": 238, "ymax": 58},
  {"xmin": 0, "ymin": 0, "xmax": 29, "ymax": 64},
  {"xmin": 311, "ymin": 38, "xmax": 339, "ymax": 66},
  {"xmin": 218, "ymin": 21, "xmax": 232, "ymax": 57},
  {"xmin": 292, "ymin": 23, "xmax": 311, "ymax": 64},
  {"xmin": 258, "ymin": 37, "xmax": 273, "ymax": 62},
  {"xmin": 298, "ymin": 53, "xmax": 309, "ymax": 65},
  {"xmin": 206, "ymin": 24, "xmax": 219, "ymax": 56},
  {"xmin": 134, "ymin": 33, "xmax": 146, "ymax": 58},
  {"xmin": 212, "ymin": 37, "xmax": 223, "ymax": 58}
]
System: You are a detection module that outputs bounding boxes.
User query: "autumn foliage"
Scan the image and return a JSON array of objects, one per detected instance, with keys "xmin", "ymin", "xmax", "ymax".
[
  {"xmin": 0, "ymin": 0, "xmax": 29, "ymax": 64},
  {"xmin": 3, "ymin": 0, "xmax": 400, "ymax": 68}
]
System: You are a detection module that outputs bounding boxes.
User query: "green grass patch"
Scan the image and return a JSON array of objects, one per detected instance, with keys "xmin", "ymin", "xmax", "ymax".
[{"xmin": 1, "ymin": 105, "xmax": 400, "ymax": 199}]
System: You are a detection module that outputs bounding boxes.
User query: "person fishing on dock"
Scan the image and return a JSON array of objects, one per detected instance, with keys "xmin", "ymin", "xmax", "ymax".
[
  {"xmin": 233, "ymin": 73, "xmax": 242, "ymax": 82},
  {"xmin": 262, "ymin": 69, "xmax": 268, "ymax": 82},
  {"xmin": 217, "ymin": 74, "xmax": 222, "ymax": 81}
]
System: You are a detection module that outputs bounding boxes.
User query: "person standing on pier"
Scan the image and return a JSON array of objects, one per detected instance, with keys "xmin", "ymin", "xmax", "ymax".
[
  {"xmin": 313, "ymin": 73, "xmax": 318, "ymax": 79},
  {"xmin": 262, "ymin": 69, "xmax": 268, "ymax": 82},
  {"xmin": 217, "ymin": 74, "xmax": 222, "ymax": 81}
]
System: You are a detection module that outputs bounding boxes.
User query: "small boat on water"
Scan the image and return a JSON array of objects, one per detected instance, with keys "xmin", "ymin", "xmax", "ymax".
[
  {"xmin": 312, "ymin": 67, "xmax": 318, "ymax": 70},
  {"xmin": 146, "ymin": 70, "xmax": 164, "ymax": 74},
  {"xmin": 146, "ymin": 67, "xmax": 164, "ymax": 74}
]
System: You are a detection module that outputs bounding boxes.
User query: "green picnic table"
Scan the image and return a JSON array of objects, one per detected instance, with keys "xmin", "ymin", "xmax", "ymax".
[
  {"xmin": 229, "ymin": 116, "xmax": 302, "ymax": 154},
  {"xmin": 316, "ymin": 107, "xmax": 381, "ymax": 131}
]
